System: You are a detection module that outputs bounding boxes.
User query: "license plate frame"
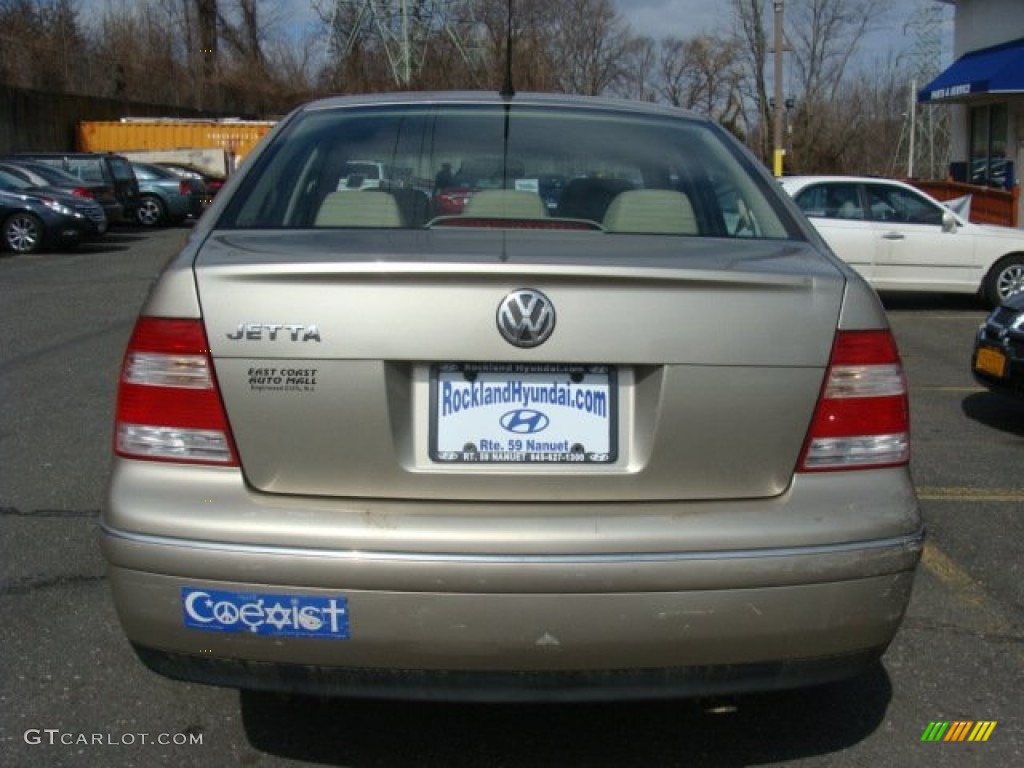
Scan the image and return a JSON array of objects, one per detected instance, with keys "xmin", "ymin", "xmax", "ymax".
[{"xmin": 430, "ymin": 363, "xmax": 617, "ymax": 464}]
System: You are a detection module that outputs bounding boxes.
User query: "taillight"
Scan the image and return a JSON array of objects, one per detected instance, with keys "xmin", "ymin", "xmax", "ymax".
[
  {"xmin": 179, "ymin": 180, "xmax": 190, "ymax": 196},
  {"xmin": 114, "ymin": 318, "xmax": 238, "ymax": 465},
  {"xmin": 797, "ymin": 329, "xmax": 909, "ymax": 472},
  {"xmin": 72, "ymin": 187, "xmax": 94, "ymax": 198}
]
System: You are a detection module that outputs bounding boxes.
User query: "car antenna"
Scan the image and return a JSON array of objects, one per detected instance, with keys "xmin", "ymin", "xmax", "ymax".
[{"xmin": 500, "ymin": 0, "xmax": 515, "ymax": 99}]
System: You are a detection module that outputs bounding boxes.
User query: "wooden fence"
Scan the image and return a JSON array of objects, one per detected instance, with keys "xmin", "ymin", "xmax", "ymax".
[{"xmin": 908, "ymin": 179, "xmax": 1020, "ymax": 228}]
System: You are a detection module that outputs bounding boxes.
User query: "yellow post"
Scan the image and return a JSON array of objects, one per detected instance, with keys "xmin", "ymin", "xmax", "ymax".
[{"xmin": 774, "ymin": 148, "xmax": 785, "ymax": 178}]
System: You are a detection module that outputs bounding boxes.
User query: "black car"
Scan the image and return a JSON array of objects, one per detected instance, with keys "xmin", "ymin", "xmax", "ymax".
[
  {"xmin": 972, "ymin": 292, "xmax": 1024, "ymax": 398},
  {"xmin": 0, "ymin": 169, "xmax": 106, "ymax": 254},
  {"xmin": 0, "ymin": 157, "xmax": 124, "ymax": 225},
  {"xmin": 16, "ymin": 152, "xmax": 140, "ymax": 223}
]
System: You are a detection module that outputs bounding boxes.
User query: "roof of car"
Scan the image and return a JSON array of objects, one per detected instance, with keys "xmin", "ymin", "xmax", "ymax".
[
  {"xmin": 15, "ymin": 151, "xmax": 128, "ymax": 158},
  {"xmin": 0, "ymin": 157, "xmax": 84, "ymax": 178},
  {"xmin": 0, "ymin": 156, "xmax": 51, "ymax": 166},
  {"xmin": 780, "ymin": 175, "xmax": 915, "ymax": 187}
]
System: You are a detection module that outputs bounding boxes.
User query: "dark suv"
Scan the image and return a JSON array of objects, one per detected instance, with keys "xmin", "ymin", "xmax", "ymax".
[{"xmin": 16, "ymin": 152, "xmax": 140, "ymax": 223}]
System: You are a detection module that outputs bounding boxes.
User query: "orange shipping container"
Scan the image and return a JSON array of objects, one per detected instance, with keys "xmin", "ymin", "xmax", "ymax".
[{"xmin": 77, "ymin": 119, "xmax": 276, "ymax": 167}]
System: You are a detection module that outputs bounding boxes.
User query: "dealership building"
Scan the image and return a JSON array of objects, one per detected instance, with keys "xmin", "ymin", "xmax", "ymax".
[{"xmin": 922, "ymin": 0, "xmax": 1024, "ymax": 223}]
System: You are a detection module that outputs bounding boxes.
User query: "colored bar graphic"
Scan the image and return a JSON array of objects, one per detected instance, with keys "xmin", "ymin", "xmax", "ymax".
[
  {"xmin": 946, "ymin": 722, "xmax": 972, "ymax": 741},
  {"xmin": 968, "ymin": 722, "xmax": 998, "ymax": 742},
  {"xmin": 921, "ymin": 721, "xmax": 997, "ymax": 742}
]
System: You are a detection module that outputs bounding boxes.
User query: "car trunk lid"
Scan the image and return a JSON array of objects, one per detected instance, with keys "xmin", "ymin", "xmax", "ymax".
[{"xmin": 195, "ymin": 230, "xmax": 846, "ymax": 502}]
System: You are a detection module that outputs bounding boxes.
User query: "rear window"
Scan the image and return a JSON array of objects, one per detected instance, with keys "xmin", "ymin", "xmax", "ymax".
[
  {"xmin": 132, "ymin": 164, "xmax": 158, "ymax": 180},
  {"xmin": 65, "ymin": 158, "xmax": 108, "ymax": 184},
  {"xmin": 344, "ymin": 162, "xmax": 383, "ymax": 180},
  {"xmin": 108, "ymin": 157, "xmax": 136, "ymax": 182},
  {"xmin": 20, "ymin": 162, "xmax": 84, "ymax": 186},
  {"xmin": 0, "ymin": 169, "xmax": 32, "ymax": 190},
  {"xmin": 219, "ymin": 104, "xmax": 793, "ymax": 239}
]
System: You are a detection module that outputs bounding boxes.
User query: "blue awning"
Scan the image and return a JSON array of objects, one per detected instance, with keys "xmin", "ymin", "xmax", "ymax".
[{"xmin": 919, "ymin": 37, "xmax": 1024, "ymax": 103}]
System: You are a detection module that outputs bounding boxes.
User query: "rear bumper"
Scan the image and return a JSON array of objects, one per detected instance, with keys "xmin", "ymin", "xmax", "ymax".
[
  {"xmin": 187, "ymin": 194, "xmax": 207, "ymax": 218},
  {"xmin": 37, "ymin": 210, "xmax": 91, "ymax": 247},
  {"xmin": 164, "ymin": 193, "xmax": 190, "ymax": 220},
  {"xmin": 119, "ymin": 198, "xmax": 140, "ymax": 221},
  {"xmin": 81, "ymin": 215, "xmax": 107, "ymax": 239},
  {"xmin": 132, "ymin": 643, "xmax": 888, "ymax": 702},
  {"xmin": 102, "ymin": 528, "xmax": 922, "ymax": 700},
  {"xmin": 102, "ymin": 461, "xmax": 922, "ymax": 699},
  {"xmin": 101, "ymin": 202, "xmax": 125, "ymax": 225}
]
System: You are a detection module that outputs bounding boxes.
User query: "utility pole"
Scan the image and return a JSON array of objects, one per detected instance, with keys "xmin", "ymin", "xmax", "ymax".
[
  {"xmin": 195, "ymin": 0, "xmax": 218, "ymax": 110},
  {"xmin": 908, "ymin": 79, "xmax": 917, "ymax": 178},
  {"xmin": 772, "ymin": 1, "xmax": 785, "ymax": 177}
]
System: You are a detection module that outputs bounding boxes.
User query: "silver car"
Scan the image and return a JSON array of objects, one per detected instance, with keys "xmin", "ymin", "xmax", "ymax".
[{"xmin": 101, "ymin": 92, "xmax": 922, "ymax": 701}]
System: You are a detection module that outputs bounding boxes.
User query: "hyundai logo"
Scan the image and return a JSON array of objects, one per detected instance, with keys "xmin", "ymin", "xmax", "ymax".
[
  {"xmin": 500, "ymin": 409, "xmax": 550, "ymax": 434},
  {"xmin": 497, "ymin": 289, "xmax": 556, "ymax": 348}
]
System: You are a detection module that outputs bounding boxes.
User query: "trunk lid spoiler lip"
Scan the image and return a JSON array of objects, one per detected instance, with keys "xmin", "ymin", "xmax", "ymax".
[{"xmin": 195, "ymin": 229, "xmax": 842, "ymax": 286}]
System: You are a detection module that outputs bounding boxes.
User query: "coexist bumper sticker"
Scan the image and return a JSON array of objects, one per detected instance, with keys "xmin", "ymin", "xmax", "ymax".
[{"xmin": 181, "ymin": 588, "xmax": 349, "ymax": 639}]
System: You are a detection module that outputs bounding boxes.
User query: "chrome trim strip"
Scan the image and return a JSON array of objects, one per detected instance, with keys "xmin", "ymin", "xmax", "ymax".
[{"xmin": 101, "ymin": 523, "xmax": 924, "ymax": 565}]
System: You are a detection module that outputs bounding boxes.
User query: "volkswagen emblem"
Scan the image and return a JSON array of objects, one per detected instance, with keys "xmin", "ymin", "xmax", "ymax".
[{"xmin": 497, "ymin": 289, "xmax": 556, "ymax": 348}]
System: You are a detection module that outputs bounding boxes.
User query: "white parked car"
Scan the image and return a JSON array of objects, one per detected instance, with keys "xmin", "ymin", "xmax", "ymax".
[
  {"xmin": 338, "ymin": 160, "xmax": 390, "ymax": 190},
  {"xmin": 780, "ymin": 175, "xmax": 1024, "ymax": 305}
]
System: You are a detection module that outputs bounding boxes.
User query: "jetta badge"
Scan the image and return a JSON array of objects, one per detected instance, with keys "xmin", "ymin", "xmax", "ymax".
[
  {"xmin": 226, "ymin": 323, "xmax": 322, "ymax": 342},
  {"xmin": 497, "ymin": 289, "xmax": 555, "ymax": 348}
]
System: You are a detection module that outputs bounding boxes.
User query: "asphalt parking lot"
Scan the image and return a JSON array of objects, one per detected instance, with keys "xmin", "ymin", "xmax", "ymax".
[{"xmin": 1, "ymin": 227, "xmax": 1021, "ymax": 767}]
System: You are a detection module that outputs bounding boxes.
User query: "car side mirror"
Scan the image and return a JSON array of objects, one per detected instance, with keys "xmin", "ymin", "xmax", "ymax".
[{"xmin": 941, "ymin": 210, "xmax": 957, "ymax": 233}]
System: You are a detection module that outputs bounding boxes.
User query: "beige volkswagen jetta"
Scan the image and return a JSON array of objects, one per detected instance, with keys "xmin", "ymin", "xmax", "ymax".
[{"xmin": 101, "ymin": 92, "xmax": 922, "ymax": 701}]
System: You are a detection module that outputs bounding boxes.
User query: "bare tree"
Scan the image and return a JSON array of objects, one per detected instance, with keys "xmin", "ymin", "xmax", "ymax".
[
  {"xmin": 0, "ymin": 0, "xmax": 909, "ymax": 157},
  {"xmin": 613, "ymin": 35, "xmax": 657, "ymax": 102},
  {"xmin": 89, "ymin": 2, "xmax": 185, "ymax": 105},
  {"xmin": 788, "ymin": 0, "xmax": 887, "ymax": 104},
  {"xmin": 0, "ymin": 0, "xmax": 89, "ymax": 93},
  {"xmin": 730, "ymin": 0, "xmax": 893, "ymax": 172},
  {"xmin": 314, "ymin": 0, "xmax": 389, "ymax": 93},
  {"xmin": 808, "ymin": 51, "xmax": 910, "ymax": 174},
  {"xmin": 658, "ymin": 37, "xmax": 689, "ymax": 108},
  {"xmin": 470, "ymin": 0, "xmax": 564, "ymax": 93},
  {"xmin": 730, "ymin": 0, "xmax": 772, "ymax": 160},
  {"xmin": 549, "ymin": 0, "xmax": 632, "ymax": 96},
  {"xmin": 656, "ymin": 33, "xmax": 744, "ymax": 131}
]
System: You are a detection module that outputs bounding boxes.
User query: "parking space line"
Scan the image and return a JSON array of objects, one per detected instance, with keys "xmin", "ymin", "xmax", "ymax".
[
  {"xmin": 921, "ymin": 542, "xmax": 990, "ymax": 612},
  {"xmin": 919, "ymin": 542, "xmax": 1023, "ymax": 664},
  {"xmin": 888, "ymin": 315, "xmax": 986, "ymax": 321},
  {"xmin": 916, "ymin": 487, "xmax": 1024, "ymax": 502},
  {"xmin": 910, "ymin": 385, "xmax": 986, "ymax": 393}
]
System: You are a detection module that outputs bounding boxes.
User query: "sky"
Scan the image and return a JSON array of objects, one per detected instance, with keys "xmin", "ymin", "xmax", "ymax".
[
  {"xmin": 611, "ymin": 0, "xmax": 955, "ymax": 66},
  {"xmin": 613, "ymin": 0, "xmax": 723, "ymax": 39},
  {"xmin": 272, "ymin": 0, "xmax": 956, "ymax": 67},
  {"xmin": 88, "ymin": 0, "xmax": 954, "ymax": 76}
]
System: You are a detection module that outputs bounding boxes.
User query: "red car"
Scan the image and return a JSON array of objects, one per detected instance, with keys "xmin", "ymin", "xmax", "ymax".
[{"xmin": 155, "ymin": 162, "xmax": 226, "ymax": 201}]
